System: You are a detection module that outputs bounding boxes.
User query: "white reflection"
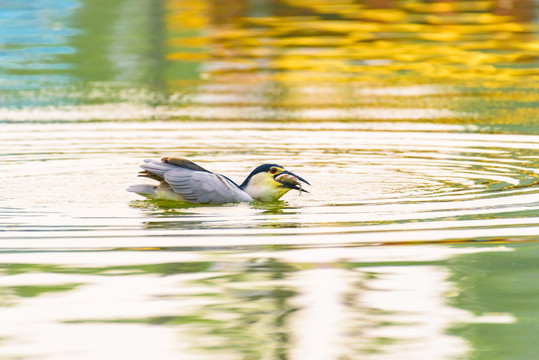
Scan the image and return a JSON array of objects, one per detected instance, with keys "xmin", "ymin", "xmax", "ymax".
[
  {"xmin": 286, "ymin": 264, "xmax": 469, "ymax": 359},
  {"xmin": 357, "ymin": 266, "xmax": 469, "ymax": 359},
  {"xmin": 289, "ymin": 268, "xmax": 352, "ymax": 360},
  {"xmin": 273, "ymin": 246, "xmax": 511, "ymax": 359},
  {"xmin": 0, "ymin": 272, "xmax": 218, "ymax": 360}
]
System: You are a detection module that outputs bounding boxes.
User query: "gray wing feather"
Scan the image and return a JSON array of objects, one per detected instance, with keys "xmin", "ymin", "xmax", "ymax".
[
  {"xmin": 139, "ymin": 159, "xmax": 177, "ymax": 178},
  {"xmin": 164, "ymin": 168, "xmax": 253, "ymax": 204}
]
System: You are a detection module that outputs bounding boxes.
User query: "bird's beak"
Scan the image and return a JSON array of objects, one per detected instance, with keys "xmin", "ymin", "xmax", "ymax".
[{"xmin": 274, "ymin": 170, "xmax": 310, "ymax": 193}]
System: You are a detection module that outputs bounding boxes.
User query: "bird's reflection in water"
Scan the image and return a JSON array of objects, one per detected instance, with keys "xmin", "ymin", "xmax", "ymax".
[{"xmin": 131, "ymin": 198, "xmax": 302, "ymax": 231}]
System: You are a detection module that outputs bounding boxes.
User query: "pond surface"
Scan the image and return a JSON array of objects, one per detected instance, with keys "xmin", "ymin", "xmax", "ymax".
[{"xmin": 1, "ymin": 0, "xmax": 539, "ymax": 359}]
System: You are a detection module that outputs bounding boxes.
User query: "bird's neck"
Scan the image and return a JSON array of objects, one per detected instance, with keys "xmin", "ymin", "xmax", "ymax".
[{"xmin": 241, "ymin": 173, "xmax": 289, "ymax": 202}]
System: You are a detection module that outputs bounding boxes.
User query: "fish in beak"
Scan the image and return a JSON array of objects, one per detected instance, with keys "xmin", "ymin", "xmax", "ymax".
[{"xmin": 274, "ymin": 170, "xmax": 310, "ymax": 193}]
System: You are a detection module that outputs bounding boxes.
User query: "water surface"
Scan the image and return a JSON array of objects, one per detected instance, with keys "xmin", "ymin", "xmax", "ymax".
[{"xmin": 1, "ymin": 0, "xmax": 539, "ymax": 359}]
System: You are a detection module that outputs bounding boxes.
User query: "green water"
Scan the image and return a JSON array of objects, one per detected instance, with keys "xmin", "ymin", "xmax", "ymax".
[{"xmin": 1, "ymin": 0, "xmax": 539, "ymax": 359}]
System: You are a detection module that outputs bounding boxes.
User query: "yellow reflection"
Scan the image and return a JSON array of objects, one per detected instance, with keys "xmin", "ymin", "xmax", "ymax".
[
  {"xmin": 162, "ymin": 0, "xmax": 539, "ymax": 126},
  {"xmin": 172, "ymin": 1, "xmax": 537, "ymax": 82},
  {"xmin": 164, "ymin": 0, "xmax": 539, "ymax": 82}
]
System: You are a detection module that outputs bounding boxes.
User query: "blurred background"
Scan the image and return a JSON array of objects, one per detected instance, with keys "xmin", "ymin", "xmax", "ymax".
[
  {"xmin": 1, "ymin": 0, "xmax": 538, "ymax": 128},
  {"xmin": 1, "ymin": 1, "xmax": 539, "ymax": 359}
]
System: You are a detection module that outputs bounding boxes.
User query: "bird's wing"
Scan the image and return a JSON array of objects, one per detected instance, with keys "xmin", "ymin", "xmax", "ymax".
[
  {"xmin": 161, "ymin": 157, "xmax": 210, "ymax": 172},
  {"xmin": 139, "ymin": 157, "xmax": 208, "ymax": 180},
  {"xmin": 139, "ymin": 159, "xmax": 179, "ymax": 179},
  {"xmin": 164, "ymin": 168, "xmax": 253, "ymax": 204}
]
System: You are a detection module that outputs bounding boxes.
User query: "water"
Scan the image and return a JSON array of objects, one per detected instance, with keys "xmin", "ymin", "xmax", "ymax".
[{"xmin": 1, "ymin": 0, "xmax": 539, "ymax": 359}]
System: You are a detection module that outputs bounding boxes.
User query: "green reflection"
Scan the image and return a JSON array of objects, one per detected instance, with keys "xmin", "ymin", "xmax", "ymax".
[
  {"xmin": 61, "ymin": 257, "xmax": 297, "ymax": 359},
  {"xmin": 6, "ymin": 283, "xmax": 82, "ymax": 298},
  {"xmin": 0, "ymin": 282, "xmax": 83, "ymax": 308},
  {"xmin": 66, "ymin": 0, "xmax": 129, "ymax": 82},
  {"xmin": 0, "ymin": 261, "xmax": 212, "ymax": 277},
  {"xmin": 449, "ymin": 243, "xmax": 539, "ymax": 359}
]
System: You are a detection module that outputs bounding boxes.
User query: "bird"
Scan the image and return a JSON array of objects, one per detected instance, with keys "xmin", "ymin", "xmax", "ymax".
[{"xmin": 127, "ymin": 157, "xmax": 310, "ymax": 204}]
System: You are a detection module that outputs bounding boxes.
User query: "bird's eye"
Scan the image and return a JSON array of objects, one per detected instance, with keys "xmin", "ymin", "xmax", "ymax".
[{"xmin": 270, "ymin": 167, "xmax": 277, "ymax": 174}]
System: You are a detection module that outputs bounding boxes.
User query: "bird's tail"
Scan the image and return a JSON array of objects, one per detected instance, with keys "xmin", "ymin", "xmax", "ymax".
[{"xmin": 127, "ymin": 184, "xmax": 158, "ymax": 198}]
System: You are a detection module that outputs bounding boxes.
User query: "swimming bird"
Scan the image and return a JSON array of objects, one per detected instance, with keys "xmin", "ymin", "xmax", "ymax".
[{"xmin": 128, "ymin": 157, "xmax": 310, "ymax": 204}]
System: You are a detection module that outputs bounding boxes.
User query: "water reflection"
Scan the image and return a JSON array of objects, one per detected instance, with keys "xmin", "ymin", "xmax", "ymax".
[
  {"xmin": 0, "ymin": 0, "xmax": 77, "ymax": 106},
  {"xmin": 448, "ymin": 243, "xmax": 539, "ymax": 359},
  {"xmin": 163, "ymin": 0, "xmax": 539, "ymax": 128},
  {"xmin": 0, "ymin": 244, "xmax": 526, "ymax": 359},
  {"xmin": 1, "ymin": 0, "xmax": 538, "ymax": 128},
  {"xmin": 1, "ymin": 0, "xmax": 539, "ymax": 359}
]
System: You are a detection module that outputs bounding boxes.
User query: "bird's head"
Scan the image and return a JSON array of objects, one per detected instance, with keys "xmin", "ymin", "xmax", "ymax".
[{"xmin": 240, "ymin": 164, "xmax": 310, "ymax": 202}]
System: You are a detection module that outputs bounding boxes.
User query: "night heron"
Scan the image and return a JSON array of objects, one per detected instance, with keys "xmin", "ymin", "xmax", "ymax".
[{"xmin": 128, "ymin": 157, "xmax": 310, "ymax": 204}]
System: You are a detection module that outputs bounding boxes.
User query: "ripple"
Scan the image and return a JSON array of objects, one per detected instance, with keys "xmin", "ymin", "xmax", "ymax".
[{"xmin": 1, "ymin": 120, "xmax": 538, "ymax": 251}]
